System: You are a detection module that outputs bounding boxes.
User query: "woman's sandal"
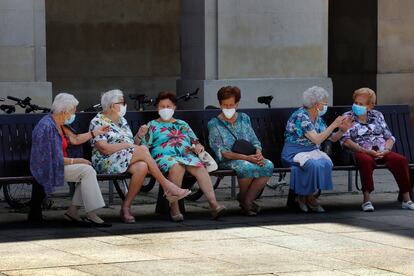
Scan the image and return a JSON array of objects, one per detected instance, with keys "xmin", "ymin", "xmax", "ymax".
[
  {"xmin": 164, "ymin": 189, "xmax": 191, "ymax": 204},
  {"xmin": 170, "ymin": 213, "xmax": 184, "ymax": 222},
  {"xmin": 83, "ymin": 217, "xmax": 112, "ymax": 228},
  {"xmin": 64, "ymin": 212, "xmax": 82, "ymax": 222},
  {"xmin": 307, "ymin": 202, "xmax": 325, "ymax": 213},
  {"xmin": 251, "ymin": 201, "xmax": 261, "ymax": 213},
  {"xmin": 236, "ymin": 193, "xmax": 262, "ymax": 216},
  {"xmin": 120, "ymin": 208, "xmax": 136, "ymax": 224},
  {"xmin": 211, "ymin": 205, "xmax": 226, "ymax": 220},
  {"xmin": 241, "ymin": 208, "xmax": 257, "ymax": 216}
]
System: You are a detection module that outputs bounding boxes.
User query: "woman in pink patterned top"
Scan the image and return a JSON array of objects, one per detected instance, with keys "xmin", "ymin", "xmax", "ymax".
[{"xmin": 341, "ymin": 88, "xmax": 414, "ymax": 212}]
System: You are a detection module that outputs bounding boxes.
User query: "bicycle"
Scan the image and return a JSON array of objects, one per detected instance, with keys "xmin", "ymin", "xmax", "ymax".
[
  {"xmin": 0, "ymin": 97, "xmax": 16, "ymax": 114},
  {"xmin": 1, "ymin": 96, "xmax": 51, "ymax": 209},
  {"xmin": 129, "ymin": 94, "xmax": 155, "ymax": 111},
  {"xmin": 7, "ymin": 96, "xmax": 50, "ymax": 113},
  {"xmin": 82, "ymin": 103, "xmax": 102, "ymax": 112}
]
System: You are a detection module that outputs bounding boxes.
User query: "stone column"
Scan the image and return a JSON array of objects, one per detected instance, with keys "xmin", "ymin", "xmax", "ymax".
[
  {"xmin": 0, "ymin": 0, "xmax": 52, "ymax": 110},
  {"xmin": 178, "ymin": 0, "xmax": 331, "ymax": 109},
  {"xmin": 377, "ymin": 0, "xmax": 414, "ymax": 123}
]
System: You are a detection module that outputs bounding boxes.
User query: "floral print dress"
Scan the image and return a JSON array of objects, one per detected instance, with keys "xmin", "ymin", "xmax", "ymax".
[
  {"xmin": 208, "ymin": 112, "xmax": 274, "ymax": 179},
  {"xmin": 284, "ymin": 107, "xmax": 327, "ymax": 147},
  {"xmin": 89, "ymin": 113, "xmax": 135, "ymax": 174},
  {"xmin": 340, "ymin": 109, "xmax": 395, "ymax": 151},
  {"xmin": 140, "ymin": 119, "xmax": 204, "ymax": 172}
]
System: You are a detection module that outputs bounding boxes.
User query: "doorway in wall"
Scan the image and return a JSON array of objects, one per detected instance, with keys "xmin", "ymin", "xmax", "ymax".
[{"xmin": 328, "ymin": 0, "xmax": 378, "ymax": 105}]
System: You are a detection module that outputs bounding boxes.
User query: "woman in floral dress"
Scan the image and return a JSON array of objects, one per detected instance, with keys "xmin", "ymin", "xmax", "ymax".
[
  {"xmin": 208, "ymin": 86, "xmax": 274, "ymax": 216},
  {"xmin": 138, "ymin": 91, "xmax": 225, "ymax": 222},
  {"xmin": 281, "ymin": 86, "xmax": 351, "ymax": 213},
  {"xmin": 89, "ymin": 89, "xmax": 191, "ymax": 223}
]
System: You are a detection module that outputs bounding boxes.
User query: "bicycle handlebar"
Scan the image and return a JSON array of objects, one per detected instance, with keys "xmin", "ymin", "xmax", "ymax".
[
  {"xmin": 7, "ymin": 96, "xmax": 31, "ymax": 107},
  {"xmin": 7, "ymin": 95, "xmax": 50, "ymax": 113},
  {"xmin": 257, "ymin": 95, "xmax": 274, "ymax": 108},
  {"xmin": 177, "ymin": 88, "xmax": 199, "ymax": 102},
  {"xmin": 0, "ymin": 104, "xmax": 16, "ymax": 114}
]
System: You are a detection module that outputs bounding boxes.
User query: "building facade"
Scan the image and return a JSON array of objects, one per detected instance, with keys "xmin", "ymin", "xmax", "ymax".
[{"xmin": 1, "ymin": 0, "xmax": 413, "ymax": 119}]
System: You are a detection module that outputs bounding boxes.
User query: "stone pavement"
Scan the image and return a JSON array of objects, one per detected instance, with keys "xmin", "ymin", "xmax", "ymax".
[{"xmin": 0, "ymin": 171, "xmax": 414, "ymax": 275}]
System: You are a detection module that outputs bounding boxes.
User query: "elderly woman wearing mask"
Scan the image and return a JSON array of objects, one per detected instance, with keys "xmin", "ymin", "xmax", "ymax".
[
  {"xmin": 138, "ymin": 91, "xmax": 226, "ymax": 222},
  {"xmin": 341, "ymin": 88, "xmax": 414, "ymax": 212},
  {"xmin": 30, "ymin": 93, "xmax": 111, "ymax": 227},
  {"xmin": 208, "ymin": 86, "xmax": 274, "ymax": 216},
  {"xmin": 281, "ymin": 86, "xmax": 352, "ymax": 213},
  {"xmin": 89, "ymin": 89, "xmax": 191, "ymax": 223}
]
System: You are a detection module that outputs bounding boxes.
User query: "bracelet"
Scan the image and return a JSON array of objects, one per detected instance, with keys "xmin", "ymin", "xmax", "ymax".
[
  {"xmin": 90, "ymin": 130, "xmax": 95, "ymax": 138},
  {"xmin": 70, "ymin": 158, "xmax": 74, "ymax": 165}
]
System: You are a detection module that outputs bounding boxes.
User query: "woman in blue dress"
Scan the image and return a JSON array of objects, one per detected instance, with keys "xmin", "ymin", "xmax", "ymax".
[
  {"xmin": 281, "ymin": 86, "xmax": 352, "ymax": 213},
  {"xmin": 208, "ymin": 86, "xmax": 274, "ymax": 216},
  {"xmin": 138, "ymin": 91, "xmax": 226, "ymax": 222}
]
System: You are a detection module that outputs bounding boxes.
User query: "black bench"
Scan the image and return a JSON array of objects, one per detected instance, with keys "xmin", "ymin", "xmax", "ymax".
[{"xmin": 1, "ymin": 105, "xmax": 413, "ymax": 221}]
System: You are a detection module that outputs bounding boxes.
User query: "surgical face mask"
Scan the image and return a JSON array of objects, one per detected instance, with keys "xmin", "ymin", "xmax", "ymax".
[
  {"xmin": 64, "ymin": 114, "xmax": 76, "ymax": 125},
  {"xmin": 222, "ymin": 108, "xmax": 236, "ymax": 119},
  {"xmin": 118, "ymin": 104, "xmax": 127, "ymax": 117},
  {"xmin": 318, "ymin": 105, "xmax": 328, "ymax": 117},
  {"xmin": 159, "ymin": 108, "xmax": 174, "ymax": 121},
  {"xmin": 352, "ymin": 104, "xmax": 367, "ymax": 116}
]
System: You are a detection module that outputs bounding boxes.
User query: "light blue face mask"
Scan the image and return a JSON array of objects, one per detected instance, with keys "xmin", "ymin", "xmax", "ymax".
[
  {"xmin": 318, "ymin": 105, "xmax": 328, "ymax": 116},
  {"xmin": 64, "ymin": 114, "xmax": 76, "ymax": 125},
  {"xmin": 352, "ymin": 104, "xmax": 367, "ymax": 116}
]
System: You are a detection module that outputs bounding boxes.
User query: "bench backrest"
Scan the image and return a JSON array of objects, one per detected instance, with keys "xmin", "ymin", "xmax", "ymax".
[{"xmin": 1, "ymin": 105, "xmax": 413, "ymax": 177}]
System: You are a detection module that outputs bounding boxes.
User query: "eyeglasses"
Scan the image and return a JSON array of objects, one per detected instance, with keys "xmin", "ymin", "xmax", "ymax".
[{"xmin": 113, "ymin": 102, "xmax": 126, "ymax": 106}]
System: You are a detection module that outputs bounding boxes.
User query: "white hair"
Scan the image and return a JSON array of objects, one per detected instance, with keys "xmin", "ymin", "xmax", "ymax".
[
  {"xmin": 302, "ymin": 86, "xmax": 329, "ymax": 108},
  {"xmin": 51, "ymin": 93, "xmax": 79, "ymax": 113},
  {"xmin": 101, "ymin": 89, "xmax": 124, "ymax": 111}
]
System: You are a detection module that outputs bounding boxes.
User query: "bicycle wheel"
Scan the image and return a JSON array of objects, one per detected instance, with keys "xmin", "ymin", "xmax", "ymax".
[
  {"xmin": 3, "ymin": 183, "xmax": 32, "ymax": 209},
  {"xmin": 141, "ymin": 177, "xmax": 157, "ymax": 192},
  {"xmin": 186, "ymin": 176, "xmax": 223, "ymax": 201}
]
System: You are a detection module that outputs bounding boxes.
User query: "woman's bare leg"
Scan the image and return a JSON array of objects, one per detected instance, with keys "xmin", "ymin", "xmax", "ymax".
[
  {"xmin": 168, "ymin": 164, "xmax": 186, "ymax": 216},
  {"xmin": 244, "ymin": 176, "xmax": 268, "ymax": 206},
  {"xmin": 129, "ymin": 145, "xmax": 189, "ymax": 196},
  {"xmin": 186, "ymin": 166, "xmax": 220, "ymax": 209},
  {"xmin": 238, "ymin": 178, "xmax": 253, "ymax": 207},
  {"xmin": 124, "ymin": 161, "xmax": 148, "ymax": 209}
]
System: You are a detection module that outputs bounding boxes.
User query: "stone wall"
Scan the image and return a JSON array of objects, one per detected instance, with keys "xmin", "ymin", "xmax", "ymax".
[
  {"xmin": 0, "ymin": 0, "xmax": 51, "ymax": 109},
  {"xmin": 45, "ymin": 0, "xmax": 180, "ymax": 110},
  {"xmin": 179, "ymin": 0, "xmax": 332, "ymax": 109},
  {"xmin": 378, "ymin": 0, "xmax": 414, "ymax": 124},
  {"xmin": 217, "ymin": 0, "xmax": 328, "ymax": 79}
]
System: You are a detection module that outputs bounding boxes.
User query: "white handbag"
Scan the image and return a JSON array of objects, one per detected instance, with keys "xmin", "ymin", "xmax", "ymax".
[
  {"xmin": 192, "ymin": 144, "xmax": 218, "ymax": 172},
  {"xmin": 198, "ymin": 150, "xmax": 218, "ymax": 172}
]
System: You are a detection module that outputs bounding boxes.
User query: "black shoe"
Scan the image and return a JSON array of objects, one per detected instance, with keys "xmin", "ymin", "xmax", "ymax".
[
  {"xmin": 83, "ymin": 217, "xmax": 112, "ymax": 228},
  {"xmin": 64, "ymin": 213, "xmax": 82, "ymax": 222}
]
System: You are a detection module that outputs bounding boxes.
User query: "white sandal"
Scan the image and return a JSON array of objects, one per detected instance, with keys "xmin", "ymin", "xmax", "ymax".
[
  {"xmin": 361, "ymin": 201, "xmax": 375, "ymax": 212},
  {"xmin": 402, "ymin": 201, "xmax": 414, "ymax": 210}
]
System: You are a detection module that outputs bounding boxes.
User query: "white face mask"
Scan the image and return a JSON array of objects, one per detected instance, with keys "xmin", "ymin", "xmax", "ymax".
[
  {"xmin": 222, "ymin": 108, "xmax": 236, "ymax": 119},
  {"xmin": 159, "ymin": 108, "xmax": 174, "ymax": 121},
  {"xmin": 118, "ymin": 104, "xmax": 127, "ymax": 117}
]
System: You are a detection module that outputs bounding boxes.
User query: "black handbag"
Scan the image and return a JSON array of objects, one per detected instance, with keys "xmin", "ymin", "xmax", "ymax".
[{"xmin": 216, "ymin": 118, "xmax": 257, "ymax": 156}]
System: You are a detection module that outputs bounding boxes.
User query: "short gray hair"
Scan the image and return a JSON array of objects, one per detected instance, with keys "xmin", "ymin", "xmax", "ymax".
[
  {"xmin": 101, "ymin": 89, "xmax": 124, "ymax": 111},
  {"xmin": 51, "ymin": 93, "xmax": 79, "ymax": 113},
  {"xmin": 302, "ymin": 86, "xmax": 329, "ymax": 108}
]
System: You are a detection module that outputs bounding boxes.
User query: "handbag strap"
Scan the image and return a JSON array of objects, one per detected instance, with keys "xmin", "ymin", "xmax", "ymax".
[{"xmin": 215, "ymin": 117, "xmax": 238, "ymax": 140}]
